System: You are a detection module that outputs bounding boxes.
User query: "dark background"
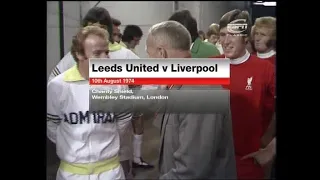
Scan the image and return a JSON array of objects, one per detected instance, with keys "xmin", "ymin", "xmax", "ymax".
[{"xmin": 251, "ymin": 2, "xmax": 276, "ymax": 22}]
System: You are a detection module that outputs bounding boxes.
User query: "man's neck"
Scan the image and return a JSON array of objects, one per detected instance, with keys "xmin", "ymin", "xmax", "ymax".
[
  {"xmin": 77, "ymin": 63, "xmax": 89, "ymax": 80},
  {"xmin": 228, "ymin": 50, "xmax": 250, "ymax": 65},
  {"xmin": 257, "ymin": 49, "xmax": 276, "ymax": 59},
  {"xmin": 124, "ymin": 42, "xmax": 134, "ymax": 49}
]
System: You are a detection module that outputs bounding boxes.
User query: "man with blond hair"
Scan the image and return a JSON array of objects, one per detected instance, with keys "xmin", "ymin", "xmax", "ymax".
[
  {"xmin": 252, "ymin": 16, "xmax": 276, "ymax": 146},
  {"xmin": 252, "ymin": 16, "xmax": 276, "ymax": 65},
  {"xmin": 251, "ymin": 16, "xmax": 277, "ymax": 179},
  {"xmin": 47, "ymin": 25, "xmax": 132, "ymax": 180},
  {"xmin": 142, "ymin": 20, "xmax": 236, "ymax": 179},
  {"xmin": 47, "ymin": 7, "xmax": 139, "ymax": 179},
  {"xmin": 205, "ymin": 23, "xmax": 223, "ymax": 54}
]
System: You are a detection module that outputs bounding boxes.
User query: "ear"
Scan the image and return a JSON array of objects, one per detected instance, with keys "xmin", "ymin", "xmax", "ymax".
[
  {"xmin": 158, "ymin": 47, "xmax": 168, "ymax": 58},
  {"xmin": 76, "ymin": 52, "xmax": 86, "ymax": 62}
]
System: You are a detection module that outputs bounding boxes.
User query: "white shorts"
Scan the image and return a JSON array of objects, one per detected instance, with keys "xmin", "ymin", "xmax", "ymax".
[{"xmin": 56, "ymin": 165, "xmax": 125, "ymax": 180}]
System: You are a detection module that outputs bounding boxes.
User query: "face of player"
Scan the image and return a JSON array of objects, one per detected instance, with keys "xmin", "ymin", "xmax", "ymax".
[
  {"xmin": 146, "ymin": 34, "xmax": 166, "ymax": 58},
  {"xmin": 113, "ymin": 25, "xmax": 121, "ymax": 43},
  {"xmin": 77, "ymin": 34, "xmax": 109, "ymax": 74},
  {"xmin": 220, "ymin": 27, "xmax": 247, "ymax": 59},
  {"xmin": 208, "ymin": 34, "xmax": 219, "ymax": 44},
  {"xmin": 254, "ymin": 27, "xmax": 273, "ymax": 53}
]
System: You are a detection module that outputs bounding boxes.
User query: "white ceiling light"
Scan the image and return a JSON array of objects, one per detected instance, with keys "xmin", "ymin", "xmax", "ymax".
[{"xmin": 253, "ymin": 1, "xmax": 276, "ymax": 6}]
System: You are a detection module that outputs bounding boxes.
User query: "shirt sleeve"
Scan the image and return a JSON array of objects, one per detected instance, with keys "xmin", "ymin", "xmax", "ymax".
[
  {"xmin": 48, "ymin": 52, "xmax": 76, "ymax": 82},
  {"xmin": 265, "ymin": 62, "xmax": 276, "ymax": 99},
  {"xmin": 47, "ymin": 80, "xmax": 63, "ymax": 143}
]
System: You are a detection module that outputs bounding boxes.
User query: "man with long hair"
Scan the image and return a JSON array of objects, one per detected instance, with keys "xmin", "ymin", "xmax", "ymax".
[{"xmin": 252, "ymin": 17, "xmax": 276, "ymax": 65}]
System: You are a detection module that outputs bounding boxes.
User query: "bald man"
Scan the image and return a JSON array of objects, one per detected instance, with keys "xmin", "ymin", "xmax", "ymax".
[{"xmin": 144, "ymin": 21, "xmax": 237, "ymax": 179}]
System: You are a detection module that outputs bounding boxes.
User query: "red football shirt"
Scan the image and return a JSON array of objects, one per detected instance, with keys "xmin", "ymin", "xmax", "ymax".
[
  {"xmin": 252, "ymin": 52, "xmax": 276, "ymax": 134},
  {"xmin": 212, "ymin": 54, "xmax": 275, "ymax": 179}
]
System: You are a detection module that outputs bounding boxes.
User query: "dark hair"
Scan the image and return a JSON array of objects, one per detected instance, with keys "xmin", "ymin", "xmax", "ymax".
[
  {"xmin": 219, "ymin": 9, "xmax": 252, "ymax": 36},
  {"xmin": 198, "ymin": 30, "xmax": 205, "ymax": 36},
  {"xmin": 122, "ymin": 25, "xmax": 143, "ymax": 42},
  {"xmin": 168, "ymin": 10, "xmax": 198, "ymax": 43},
  {"xmin": 112, "ymin": 18, "xmax": 121, "ymax": 26},
  {"xmin": 82, "ymin": 7, "xmax": 114, "ymax": 43}
]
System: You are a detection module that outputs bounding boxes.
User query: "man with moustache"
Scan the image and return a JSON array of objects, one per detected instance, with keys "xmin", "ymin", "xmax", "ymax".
[
  {"xmin": 210, "ymin": 9, "xmax": 275, "ymax": 179},
  {"xmin": 141, "ymin": 20, "xmax": 237, "ymax": 179}
]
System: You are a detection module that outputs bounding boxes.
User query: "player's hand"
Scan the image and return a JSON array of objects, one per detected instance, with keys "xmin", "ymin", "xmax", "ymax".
[{"xmin": 241, "ymin": 148, "xmax": 274, "ymax": 167}]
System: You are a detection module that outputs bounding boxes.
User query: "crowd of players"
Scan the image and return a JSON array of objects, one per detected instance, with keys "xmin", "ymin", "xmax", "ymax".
[{"xmin": 47, "ymin": 6, "xmax": 276, "ymax": 180}]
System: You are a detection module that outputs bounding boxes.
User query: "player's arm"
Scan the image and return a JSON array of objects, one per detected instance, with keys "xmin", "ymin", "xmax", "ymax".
[
  {"xmin": 159, "ymin": 113, "xmax": 225, "ymax": 179},
  {"xmin": 261, "ymin": 63, "xmax": 276, "ymax": 147},
  {"xmin": 48, "ymin": 52, "xmax": 76, "ymax": 82},
  {"xmin": 47, "ymin": 80, "xmax": 63, "ymax": 143}
]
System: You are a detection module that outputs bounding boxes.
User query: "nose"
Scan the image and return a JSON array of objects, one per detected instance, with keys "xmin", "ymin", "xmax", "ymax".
[{"xmin": 255, "ymin": 35, "xmax": 261, "ymax": 41}]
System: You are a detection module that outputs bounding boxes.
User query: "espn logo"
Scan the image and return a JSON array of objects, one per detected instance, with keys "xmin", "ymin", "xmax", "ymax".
[{"xmin": 227, "ymin": 19, "xmax": 248, "ymax": 35}]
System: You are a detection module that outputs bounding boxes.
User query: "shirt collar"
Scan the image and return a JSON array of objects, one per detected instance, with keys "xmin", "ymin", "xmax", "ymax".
[
  {"xmin": 225, "ymin": 50, "xmax": 250, "ymax": 65},
  {"xmin": 63, "ymin": 65, "xmax": 86, "ymax": 82},
  {"xmin": 109, "ymin": 42, "xmax": 122, "ymax": 52},
  {"xmin": 257, "ymin": 50, "xmax": 276, "ymax": 59},
  {"xmin": 190, "ymin": 43, "xmax": 194, "ymax": 50}
]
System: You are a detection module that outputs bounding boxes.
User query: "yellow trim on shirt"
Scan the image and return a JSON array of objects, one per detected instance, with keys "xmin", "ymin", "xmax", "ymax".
[
  {"xmin": 120, "ymin": 42, "xmax": 137, "ymax": 55},
  {"xmin": 63, "ymin": 65, "xmax": 85, "ymax": 82},
  {"xmin": 109, "ymin": 42, "xmax": 122, "ymax": 52}
]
